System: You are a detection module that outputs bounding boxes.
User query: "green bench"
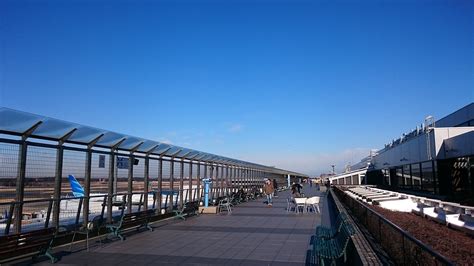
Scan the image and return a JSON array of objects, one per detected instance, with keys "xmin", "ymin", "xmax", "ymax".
[
  {"xmin": 173, "ymin": 201, "xmax": 199, "ymax": 220},
  {"xmin": 311, "ymin": 212, "xmax": 349, "ymax": 243},
  {"xmin": 308, "ymin": 223, "xmax": 354, "ymax": 266},
  {"xmin": 106, "ymin": 209, "xmax": 155, "ymax": 241},
  {"xmin": 307, "ymin": 212, "xmax": 356, "ymax": 266},
  {"xmin": 0, "ymin": 227, "xmax": 59, "ymax": 264}
]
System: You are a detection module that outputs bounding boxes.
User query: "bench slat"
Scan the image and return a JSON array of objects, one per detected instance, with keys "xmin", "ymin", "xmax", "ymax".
[{"xmin": 0, "ymin": 227, "xmax": 57, "ymax": 264}]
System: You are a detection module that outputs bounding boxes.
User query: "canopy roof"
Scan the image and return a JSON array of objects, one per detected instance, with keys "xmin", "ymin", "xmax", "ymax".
[{"xmin": 0, "ymin": 107, "xmax": 307, "ymax": 177}]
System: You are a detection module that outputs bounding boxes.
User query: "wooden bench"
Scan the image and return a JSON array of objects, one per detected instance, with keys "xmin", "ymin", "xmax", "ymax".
[
  {"xmin": 0, "ymin": 227, "xmax": 58, "ymax": 264},
  {"xmin": 309, "ymin": 224, "xmax": 353, "ymax": 266},
  {"xmin": 106, "ymin": 209, "xmax": 154, "ymax": 241},
  {"xmin": 173, "ymin": 201, "xmax": 199, "ymax": 220}
]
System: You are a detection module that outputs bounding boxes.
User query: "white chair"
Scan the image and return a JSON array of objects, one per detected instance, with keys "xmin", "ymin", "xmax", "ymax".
[
  {"xmin": 218, "ymin": 197, "xmax": 232, "ymax": 214},
  {"xmin": 306, "ymin": 197, "xmax": 320, "ymax": 213},
  {"xmin": 294, "ymin": 197, "xmax": 307, "ymax": 213},
  {"xmin": 286, "ymin": 197, "xmax": 296, "ymax": 212}
]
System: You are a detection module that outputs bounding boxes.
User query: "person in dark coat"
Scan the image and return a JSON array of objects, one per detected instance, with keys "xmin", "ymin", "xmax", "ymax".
[{"xmin": 292, "ymin": 182, "xmax": 303, "ymax": 194}]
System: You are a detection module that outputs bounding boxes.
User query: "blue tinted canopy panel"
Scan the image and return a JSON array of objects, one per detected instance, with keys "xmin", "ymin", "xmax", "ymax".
[{"xmin": 0, "ymin": 107, "xmax": 307, "ymax": 177}]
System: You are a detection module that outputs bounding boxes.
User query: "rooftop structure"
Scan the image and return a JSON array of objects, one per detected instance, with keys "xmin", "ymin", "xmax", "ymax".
[{"xmin": 328, "ymin": 103, "xmax": 474, "ymax": 205}]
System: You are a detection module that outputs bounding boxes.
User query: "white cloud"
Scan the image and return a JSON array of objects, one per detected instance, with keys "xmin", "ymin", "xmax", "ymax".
[{"xmin": 228, "ymin": 124, "xmax": 243, "ymax": 133}]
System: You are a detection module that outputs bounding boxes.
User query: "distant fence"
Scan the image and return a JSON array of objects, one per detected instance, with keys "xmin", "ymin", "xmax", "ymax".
[{"xmin": 333, "ymin": 186, "xmax": 453, "ymax": 266}]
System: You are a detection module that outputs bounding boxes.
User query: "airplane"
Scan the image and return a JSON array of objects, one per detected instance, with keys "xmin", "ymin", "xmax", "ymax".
[
  {"xmin": 67, "ymin": 174, "xmax": 159, "ymax": 205},
  {"xmin": 0, "ymin": 176, "xmax": 167, "ymax": 235},
  {"xmin": 68, "ymin": 175, "xmax": 86, "ymax": 197}
]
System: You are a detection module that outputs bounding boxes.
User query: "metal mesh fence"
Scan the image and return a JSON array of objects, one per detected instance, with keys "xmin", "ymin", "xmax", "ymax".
[
  {"xmin": 200, "ymin": 163, "xmax": 206, "ymax": 184},
  {"xmin": 183, "ymin": 162, "xmax": 190, "ymax": 179},
  {"xmin": 62, "ymin": 150, "xmax": 86, "ymax": 197},
  {"xmin": 149, "ymin": 158, "xmax": 159, "ymax": 191},
  {"xmin": 91, "ymin": 153, "xmax": 109, "ymax": 194},
  {"xmin": 0, "ymin": 136, "xmax": 281, "ymax": 236},
  {"xmin": 0, "ymin": 143, "xmax": 19, "ymax": 203},
  {"xmin": 132, "ymin": 157, "xmax": 145, "ymax": 193},
  {"xmin": 24, "ymin": 146, "xmax": 57, "ymax": 200},
  {"xmin": 162, "ymin": 160, "xmax": 170, "ymax": 182}
]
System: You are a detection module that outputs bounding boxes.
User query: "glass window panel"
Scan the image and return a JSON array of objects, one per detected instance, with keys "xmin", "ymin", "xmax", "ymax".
[
  {"xmin": 396, "ymin": 168, "xmax": 403, "ymax": 187},
  {"xmin": 345, "ymin": 176, "xmax": 351, "ymax": 185},
  {"xmin": 411, "ymin": 163, "xmax": 421, "ymax": 189},
  {"xmin": 383, "ymin": 169, "xmax": 390, "ymax": 186},
  {"xmin": 422, "ymin": 161, "xmax": 435, "ymax": 193},
  {"xmin": 403, "ymin": 164, "xmax": 411, "ymax": 188},
  {"xmin": 352, "ymin": 175, "xmax": 359, "ymax": 185},
  {"xmin": 0, "ymin": 108, "xmax": 42, "ymax": 134}
]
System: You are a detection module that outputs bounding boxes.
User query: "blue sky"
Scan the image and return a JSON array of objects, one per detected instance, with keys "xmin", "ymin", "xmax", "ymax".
[{"xmin": 1, "ymin": 0, "xmax": 472, "ymax": 175}]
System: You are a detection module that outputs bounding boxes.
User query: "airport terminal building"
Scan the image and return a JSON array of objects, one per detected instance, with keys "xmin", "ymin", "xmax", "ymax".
[{"xmin": 332, "ymin": 103, "xmax": 474, "ymax": 205}]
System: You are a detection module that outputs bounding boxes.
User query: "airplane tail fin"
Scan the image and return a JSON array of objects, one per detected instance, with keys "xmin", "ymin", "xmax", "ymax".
[{"xmin": 68, "ymin": 175, "xmax": 85, "ymax": 197}]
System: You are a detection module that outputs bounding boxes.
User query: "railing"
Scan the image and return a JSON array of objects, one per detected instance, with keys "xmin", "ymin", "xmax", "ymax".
[
  {"xmin": 0, "ymin": 187, "xmax": 213, "ymax": 236},
  {"xmin": 333, "ymin": 186, "xmax": 453, "ymax": 266}
]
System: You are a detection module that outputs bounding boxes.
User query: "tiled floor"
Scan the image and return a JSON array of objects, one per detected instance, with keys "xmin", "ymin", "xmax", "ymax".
[{"xmin": 29, "ymin": 185, "xmax": 326, "ymax": 266}]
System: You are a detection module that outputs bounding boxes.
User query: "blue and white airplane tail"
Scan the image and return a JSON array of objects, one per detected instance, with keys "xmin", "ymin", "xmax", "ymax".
[{"xmin": 68, "ymin": 175, "xmax": 85, "ymax": 197}]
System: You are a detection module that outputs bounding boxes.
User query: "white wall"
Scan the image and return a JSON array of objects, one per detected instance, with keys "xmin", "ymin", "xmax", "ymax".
[
  {"xmin": 439, "ymin": 131, "xmax": 474, "ymax": 159},
  {"xmin": 328, "ymin": 169, "xmax": 366, "ymax": 184},
  {"xmin": 372, "ymin": 127, "xmax": 473, "ymax": 169}
]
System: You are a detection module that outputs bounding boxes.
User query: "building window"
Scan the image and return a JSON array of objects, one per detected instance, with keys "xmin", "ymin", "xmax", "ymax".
[
  {"xmin": 403, "ymin": 164, "xmax": 411, "ymax": 189},
  {"xmin": 411, "ymin": 163, "xmax": 421, "ymax": 190},
  {"xmin": 383, "ymin": 169, "xmax": 390, "ymax": 186},
  {"xmin": 352, "ymin": 174, "xmax": 359, "ymax": 185},
  {"xmin": 396, "ymin": 167, "xmax": 404, "ymax": 188},
  {"xmin": 422, "ymin": 161, "xmax": 435, "ymax": 193}
]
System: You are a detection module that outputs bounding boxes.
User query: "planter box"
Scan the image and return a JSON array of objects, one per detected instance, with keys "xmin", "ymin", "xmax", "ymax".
[{"xmin": 199, "ymin": 206, "xmax": 218, "ymax": 214}]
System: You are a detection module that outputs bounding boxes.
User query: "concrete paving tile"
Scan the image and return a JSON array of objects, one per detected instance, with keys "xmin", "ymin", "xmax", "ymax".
[{"xmin": 26, "ymin": 187, "xmax": 323, "ymax": 266}]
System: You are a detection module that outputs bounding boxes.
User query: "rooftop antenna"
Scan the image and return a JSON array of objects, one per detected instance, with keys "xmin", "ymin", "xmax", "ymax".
[
  {"xmin": 425, "ymin": 115, "xmax": 435, "ymax": 130},
  {"xmin": 425, "ymin": 115, "xmax": 435, "ymax": 160},
  {"xmin": 345, "ymin": 163, "xmax": 351, "ymax": 173}
]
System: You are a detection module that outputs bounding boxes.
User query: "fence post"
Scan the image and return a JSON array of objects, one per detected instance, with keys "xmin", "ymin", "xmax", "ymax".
[
  {"xmin": 14, "ymin": 121, "xmax": 42, "ymax": 234},
  {"xmin": 144, "ymin": 154, "xmax": 149, "ymax": 211},
  {"xmin": 178, "ymin": 159, "xmax": 183, "ymax": 208},
  {"xmin": 189, "ymin": 160, "xmax": 193, "ymax": 202},
  {"xmin": 196, "ymin": 161, "xmax": 201, "ymax": 202},
  {"xmin": 157, "ymin": 156, "xmax": 163, "ymax": 213}
]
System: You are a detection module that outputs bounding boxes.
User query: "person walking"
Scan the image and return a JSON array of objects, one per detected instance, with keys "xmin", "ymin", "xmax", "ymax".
[
  {"xmin": 272, "ymin": 179, "xmax": 278, "ymax": 197},
  {"xmin": 263, "ymin": 179, "xmax": 275, "ymax": 207},
  {"xmin": 292, "ymin": 182, "xmax": 303, "ymax": 194}
]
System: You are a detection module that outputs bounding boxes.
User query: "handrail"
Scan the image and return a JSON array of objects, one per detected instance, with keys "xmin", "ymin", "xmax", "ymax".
[
  {"xmin": 363, "ymin": 201, "xmax": 452, "ymax": 264},
  {"xmin": 0, "ymin": 190, "xmax": 201, "ymax": 235},
  {"xmin": 333, "ymin": 186, "xmax": 453, "ymax": 265}
]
